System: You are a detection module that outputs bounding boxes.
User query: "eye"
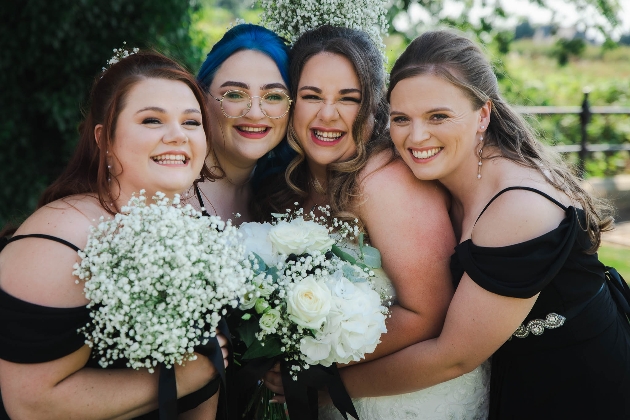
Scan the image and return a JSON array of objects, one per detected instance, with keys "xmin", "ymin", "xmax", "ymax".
[
  {"xmin": 183, "ymin": 119, "xmax": 202, "ymax": 126},
  {"xmin": 391, "ymin": 115, "xmax": 410, "ymax": 124},
  {"xmin": 339, "ymin": 96, "xmax": 361, "ymax": 104},
  {"xmin": 430, "ymin": 113, "xmax": 449, "ymax": 121},
  {"xmin": 142, "ymin": 117, "xmax": 161, "ymax": 124},
  {"xmin": 264, "ymin": 92, "xmax": 286, "ymax": 104},
  {"xmin": 224, "ymin": 91, "xmax": 249, "ymax": 102},
  {"xmin": 300, "ymin": 94, "xmax": 322, "ymax": 102}
]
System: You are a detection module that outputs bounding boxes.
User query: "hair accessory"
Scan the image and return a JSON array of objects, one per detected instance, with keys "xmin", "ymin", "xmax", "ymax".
[
  {"xmin": 477, "ymin": 135, "xmax": 483, "ymax": 179},
  {"xmin": 102, "ymin": 42, "xmax": 140, "ymax": 72},
  {"xmin": 258, "ymin": 0, "xmax": 389, "ymax": 52}
]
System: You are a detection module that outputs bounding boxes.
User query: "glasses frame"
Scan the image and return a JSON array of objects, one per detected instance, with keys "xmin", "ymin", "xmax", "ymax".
[{"xmin": 210, "ymin": 89, "xmax": 293, "ymax": 119}]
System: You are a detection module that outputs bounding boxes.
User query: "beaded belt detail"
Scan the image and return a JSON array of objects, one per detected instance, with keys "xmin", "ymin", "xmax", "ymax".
[{"xmin": 510, "ymin": 313, "xmax": 566, "ymax": 339}]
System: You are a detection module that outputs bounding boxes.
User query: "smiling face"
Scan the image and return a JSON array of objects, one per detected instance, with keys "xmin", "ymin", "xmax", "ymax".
[
  {"xmin": 208, "ymin": 49, "xmax": 289, "ymax": 168},
  {"xmin": 108, "ymin": 77, "xmax": 206, "ymax": 199},
  {"xmin": 389, "ymin": 73, "xmax": 490, "ymax": 185},
  {"xmin": 292, "ymin": 52, "xmax": 362, "ymax": 176}
]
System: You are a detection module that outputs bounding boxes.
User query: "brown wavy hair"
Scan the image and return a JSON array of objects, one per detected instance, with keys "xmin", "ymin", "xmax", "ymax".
[
  {"xmin": 388, "ymin": 30, "xmax": 613, "ymax": 252},
  {"xmin": 251, "ymin": 25, "xmax": 392, "ymax": 222},
  {"xmin": 38, "ymin": 50, "xmax": 218, "ymax": 215}
]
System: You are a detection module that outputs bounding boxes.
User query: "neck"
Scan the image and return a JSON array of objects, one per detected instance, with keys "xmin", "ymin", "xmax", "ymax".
[
  {"xmin": 307, "ymin": 161, "xmax": 328, "ymax": 192},
  {"xmin": 111, "ymin": 186, "xmax": 181, "ymax": 210},
  {"xmin": 208, "ymin": 150, "xmax": 255, "ymax": 190}
]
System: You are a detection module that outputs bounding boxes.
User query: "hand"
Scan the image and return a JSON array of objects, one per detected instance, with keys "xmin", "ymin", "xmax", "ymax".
[
  {"xmin": 216, "ymin": 330, "xmax": 229, "ymax": 369},
  {"xmin": 263, "ymin": 362, "xmax": 286, "ymax": 404}
]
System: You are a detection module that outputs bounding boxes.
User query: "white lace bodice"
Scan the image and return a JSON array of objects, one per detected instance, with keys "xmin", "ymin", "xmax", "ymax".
[{"xmin": 321, "ymin": 244, "xmax": 491, "ymax": 419}]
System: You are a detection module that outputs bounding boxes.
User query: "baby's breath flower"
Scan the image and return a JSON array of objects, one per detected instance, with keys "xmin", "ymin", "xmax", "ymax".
[{"xmin": 74, "ymin": 191, "xmax": 250, "ymax": 370}]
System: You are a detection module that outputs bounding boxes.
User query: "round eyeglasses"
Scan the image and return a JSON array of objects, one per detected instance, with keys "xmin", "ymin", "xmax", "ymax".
[{"xmin": 210, "ymin": 89, "xmax": 292, "ymax": 119}]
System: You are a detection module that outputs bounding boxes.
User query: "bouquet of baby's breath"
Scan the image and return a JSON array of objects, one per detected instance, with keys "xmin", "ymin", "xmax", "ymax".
[
  {"xmin": 233, "ymin": 206, "xmax": 389, "ymax": 419},
  {"xmin": 73, "ymin": 191, "xmax": 251, "ymax": 372},
  {"xmin": 258, "ymin": 0, "xmax": 389, "ymax": 49}
]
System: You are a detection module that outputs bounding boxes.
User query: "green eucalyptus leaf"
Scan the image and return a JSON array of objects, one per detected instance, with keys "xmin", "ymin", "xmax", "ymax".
[
  {"xmin": 251, "ymin": 252, "xmax": 267, "ymax": 273},
  {"xmin": 235, "ymin": 316, "xmax": 260, "ymax": 347},
  {"xmin": 361, "ymin": 245, "xmax": 382, "ymax": 269},
  {"xmin": 242, "ymin": 337, "xmax": 283, "ymax": 359},
  {"xmin": 332, "ymin": 244, "xmax": 357, "ymax": 264}
]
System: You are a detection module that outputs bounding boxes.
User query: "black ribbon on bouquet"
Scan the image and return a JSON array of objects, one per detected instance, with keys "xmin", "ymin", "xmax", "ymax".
[
  {"xmin": 158, "ymin": 317, "xmax": 232, "ymax": 420},
  {"xmin": 234, "ymin": 358, "xmax": 359, "ymax": 420}
]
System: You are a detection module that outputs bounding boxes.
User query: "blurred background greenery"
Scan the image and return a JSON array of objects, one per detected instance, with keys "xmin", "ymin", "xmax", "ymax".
[{"xmin": 1, "ymin": 0, "xmax": 629, "ymax": 230}]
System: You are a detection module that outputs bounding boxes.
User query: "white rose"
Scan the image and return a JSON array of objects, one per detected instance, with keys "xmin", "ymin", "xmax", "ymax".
[
  {"xmin": 287, "ymin": 276, "xmax": 331, "ymax": 329},
  {"xmin": 268, "ymin": 218, "xmax": 334, "ymax": 255},
  {"xmin": 239, "ymin": 222, "xmax": 276, "ymax": 266},
  {"xmin": 259, "ymin": 308, "xmax": 281, "ymax": 333}
]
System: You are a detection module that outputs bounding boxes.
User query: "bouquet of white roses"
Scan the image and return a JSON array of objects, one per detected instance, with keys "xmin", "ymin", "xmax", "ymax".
[
  {"xmin": 233, "ymin": 206, "xmax": 388, "ymax": 420},
  {"xmin": 73, "ymin": 191, "xmax": 251, "ymax": 372}
]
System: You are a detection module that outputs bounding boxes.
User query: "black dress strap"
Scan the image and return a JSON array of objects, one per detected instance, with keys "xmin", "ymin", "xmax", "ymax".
[
  {"xmin": 475, "ymin": 186, "xmax": 567, "ymax": 225},
  {"xmin": 3, "ymin": 234, "xmax": 80, "ymax": 252}
]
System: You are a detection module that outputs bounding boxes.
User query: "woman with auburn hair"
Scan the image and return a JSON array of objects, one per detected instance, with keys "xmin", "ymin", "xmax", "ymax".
[
  {"xmin": 0, "ymin": 51, "xmax": 227, "ymax": 419},
  {"xmin": 327, "ymin": 30, "xmax": 630, "ymax": 419},
  {"xmin": 191, "ymin": 23, "xmax": 293, "ymax": 222},
  {"xmin": 259, "ymin": 25, "xmax": 490, "ymax": 419}
]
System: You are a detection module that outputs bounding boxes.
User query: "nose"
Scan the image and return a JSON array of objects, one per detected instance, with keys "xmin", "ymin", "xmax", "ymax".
[
  {"xmin": 410, "ymin": 120, "xmax": 430, "ymax": 143},
  {"xmin": 163, "ymin": 122, "xmax": 188, "ymax": 145},
  {"xmin": 317, "ymin": 102, "xmax": 339, "ymax": 122},
  {"xmin": 245, "ymin": 96, "xmax": 265, "ymax": 120}
]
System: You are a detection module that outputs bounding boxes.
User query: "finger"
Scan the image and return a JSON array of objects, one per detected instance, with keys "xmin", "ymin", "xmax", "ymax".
[
  {"xmin": 216, "ymin": 331, "xmax": 228, "ymax": 347},
  {"xmin": 270, "ymin": 394, "xmax": 286, "ymax": 404},
  {"xmin": 271, "ymin": 362, "xmax": 281, "ymax": 372}
]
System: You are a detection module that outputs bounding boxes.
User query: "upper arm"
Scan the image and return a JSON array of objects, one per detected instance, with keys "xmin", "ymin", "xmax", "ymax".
[
  {"xmin": 470, "ymin": 189, "xmax": 567, "ymax": 247},
  {"xmin": 358, "ymin": 158, "xmax": 456, "ymax": 325},
  {"xmin": 0, "ymin": 198, "xmax": 101, "ymax": 307}
]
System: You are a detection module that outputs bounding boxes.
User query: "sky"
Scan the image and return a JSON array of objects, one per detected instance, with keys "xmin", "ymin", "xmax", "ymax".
[{"xmin": 401, "ymin": 0, "xmax": 630, "ymax": 41}]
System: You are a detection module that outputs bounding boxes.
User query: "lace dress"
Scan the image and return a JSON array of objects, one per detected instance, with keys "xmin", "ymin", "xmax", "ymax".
[{"xmin": 319, "ymin": 247, "xmax": 491, "ymax": 420}]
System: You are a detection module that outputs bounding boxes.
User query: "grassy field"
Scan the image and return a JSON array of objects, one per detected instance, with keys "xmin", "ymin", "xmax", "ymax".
[{"xmin": 598, "ymin": 245, "xmax": 630, "ymax": 281}]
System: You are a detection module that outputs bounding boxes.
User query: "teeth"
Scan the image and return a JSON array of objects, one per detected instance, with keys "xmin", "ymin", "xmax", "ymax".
[
  {"xmin": 411, "ymin": 148, "xmax": 441, "ymax": 159},
  {"xmin": 314, "ymin": 130, "xmax": 343, "ymax": 141},
  {"xmin": 239, "ymin": 126, "xmax": 267, "ymax": 132},
  {"xmin": 152, "ymin": 154, "xmax": 187, "ymax": 165}
]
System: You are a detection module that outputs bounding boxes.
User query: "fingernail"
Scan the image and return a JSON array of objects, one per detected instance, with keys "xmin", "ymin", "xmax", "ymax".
[{"xmin": 269, "ymin": 399, "xmax": 278, "ymax": 404}]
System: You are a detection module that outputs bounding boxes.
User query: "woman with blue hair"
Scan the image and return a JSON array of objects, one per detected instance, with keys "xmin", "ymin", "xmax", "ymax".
[{"xmin": 190, "ymin": 23, "xmax": 292, "ymax": 222}]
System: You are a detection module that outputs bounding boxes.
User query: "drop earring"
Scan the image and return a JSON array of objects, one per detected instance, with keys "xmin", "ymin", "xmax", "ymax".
[{"xmin": 477, "ymin": 133, "xmax": 483, "ymax": 180}]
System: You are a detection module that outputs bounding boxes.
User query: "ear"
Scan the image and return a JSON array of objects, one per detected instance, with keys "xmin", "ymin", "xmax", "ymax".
[
  {"xmin": 94, "ymin": 124, "xmax": 104, "ymax": 147},
  {"xmin": 478, "ymin": 100, "xmax": 492, "ymax": 132}
]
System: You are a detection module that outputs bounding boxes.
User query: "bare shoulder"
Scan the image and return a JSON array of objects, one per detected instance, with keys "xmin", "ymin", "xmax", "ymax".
[
  {"xmin": 472, "ymin": 184, "xmax": 569, "ymax": 247},
  {"xmin": 16, "ymin": 195, "xmax": 106, "ymax": 248},
  {"xmin": 0, "ymin": 195, "xmax": 107, "ymax": 307},
  {"xmin": 359, "ymin": 151, "xmax": 450, "ymax": 209}
]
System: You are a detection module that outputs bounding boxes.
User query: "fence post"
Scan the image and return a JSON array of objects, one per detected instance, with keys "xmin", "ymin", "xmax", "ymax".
[{"xmin": 578, "ymin": 87, "xmax": 592, "ymax": 177}]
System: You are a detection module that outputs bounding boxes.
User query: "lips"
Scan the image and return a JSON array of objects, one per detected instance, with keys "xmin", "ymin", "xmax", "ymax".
[
  {"xmin": 310, "ymin": 128, "xmax": 345, "ymax": 146},
  {"xmin": 235, "ymin": 125, "xmax": 270, "ymax": 139},
  {"xmin": 151, "ymin": 153, "xmax": 189, "ymax": 165},
  {"xmin": 411, "ymin": 147, "xmax": 442, "ymax": 160}
]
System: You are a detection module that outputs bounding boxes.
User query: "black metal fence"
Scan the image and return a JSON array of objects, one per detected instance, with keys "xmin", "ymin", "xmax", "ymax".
[{"xmin": 514, "ymin": 90, "xmax": 630, "ymax": 174}]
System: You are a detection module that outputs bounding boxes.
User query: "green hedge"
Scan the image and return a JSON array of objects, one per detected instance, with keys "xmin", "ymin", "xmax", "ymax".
[{"xmin": 0, "ymin": 0, "xmax": 202, "ymax": 227}]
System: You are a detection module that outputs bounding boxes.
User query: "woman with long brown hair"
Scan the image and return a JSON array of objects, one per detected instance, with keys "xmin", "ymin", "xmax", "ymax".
[{"xmin": 0, "ymin": 51, "xmax": 227, "ymax": 419}]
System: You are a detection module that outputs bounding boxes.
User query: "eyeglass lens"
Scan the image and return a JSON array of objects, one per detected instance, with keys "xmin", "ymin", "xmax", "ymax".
[{"xmin": 221, "ymin": 90, "xmax": 290, "ymax": 118}]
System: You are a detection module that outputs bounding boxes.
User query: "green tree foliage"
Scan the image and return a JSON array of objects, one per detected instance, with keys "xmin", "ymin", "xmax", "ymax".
[
  {"xmin": 553, "ymin": 38, "xmax": 587, "ymax": 66},
  {"xmin": 0, "ymin": 0, "xmax": 200, "ymax": 227}
]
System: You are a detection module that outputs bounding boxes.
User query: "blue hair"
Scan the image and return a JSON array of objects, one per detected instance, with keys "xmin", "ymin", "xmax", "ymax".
[{"xmin": 197, "ymin": 24, "xmax": 290, "ymax": 89}]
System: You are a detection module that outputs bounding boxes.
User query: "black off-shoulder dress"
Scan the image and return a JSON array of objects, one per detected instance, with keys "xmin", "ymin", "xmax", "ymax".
[
  {"xmin": 0, "ymin": 234, "xmax": 217, "ymax": 419},
  {"xmin": 451, "ymin": 187, "xmax": 630, "ymax": 419}
]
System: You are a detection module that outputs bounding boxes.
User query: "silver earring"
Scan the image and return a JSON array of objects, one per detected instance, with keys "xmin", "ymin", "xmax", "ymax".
[{"xmin": 477, "ymin": 135, "xmax": 483, "ymax": 179}]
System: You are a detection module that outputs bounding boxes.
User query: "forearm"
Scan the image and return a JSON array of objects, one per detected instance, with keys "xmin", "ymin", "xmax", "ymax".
[
  {"xmin": 340, "ymin": 336, "xmax": 467, "ymax": 398},
  {"xmin": 4, "ymin": 367, "xmax": 160, "ymax": 420}
]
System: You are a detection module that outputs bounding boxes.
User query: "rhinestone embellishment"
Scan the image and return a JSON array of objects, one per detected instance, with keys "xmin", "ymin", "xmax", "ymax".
[{"xmin": 511, "ymin": 313, "xmax": 566, "ymax": 339}]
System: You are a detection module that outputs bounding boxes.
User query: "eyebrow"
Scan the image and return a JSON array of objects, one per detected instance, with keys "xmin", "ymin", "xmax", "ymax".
[
  {"xmin": 263, "ymin": 82, "xmax": 288, "ymax": 91},
  {"xmin": 389, "ymin": 107, "xmax": 453, "ymax": 116},
  {"xmin": 135, "ymin": 106, "xmax": 200, "ymax": 114},
  {"xmin": 220, "ymin": 81, "xmax": 249, "ymax": 89},
  {"xmin": 298, "ymin": 86, "xmax": 361, "ymax": 95}
]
